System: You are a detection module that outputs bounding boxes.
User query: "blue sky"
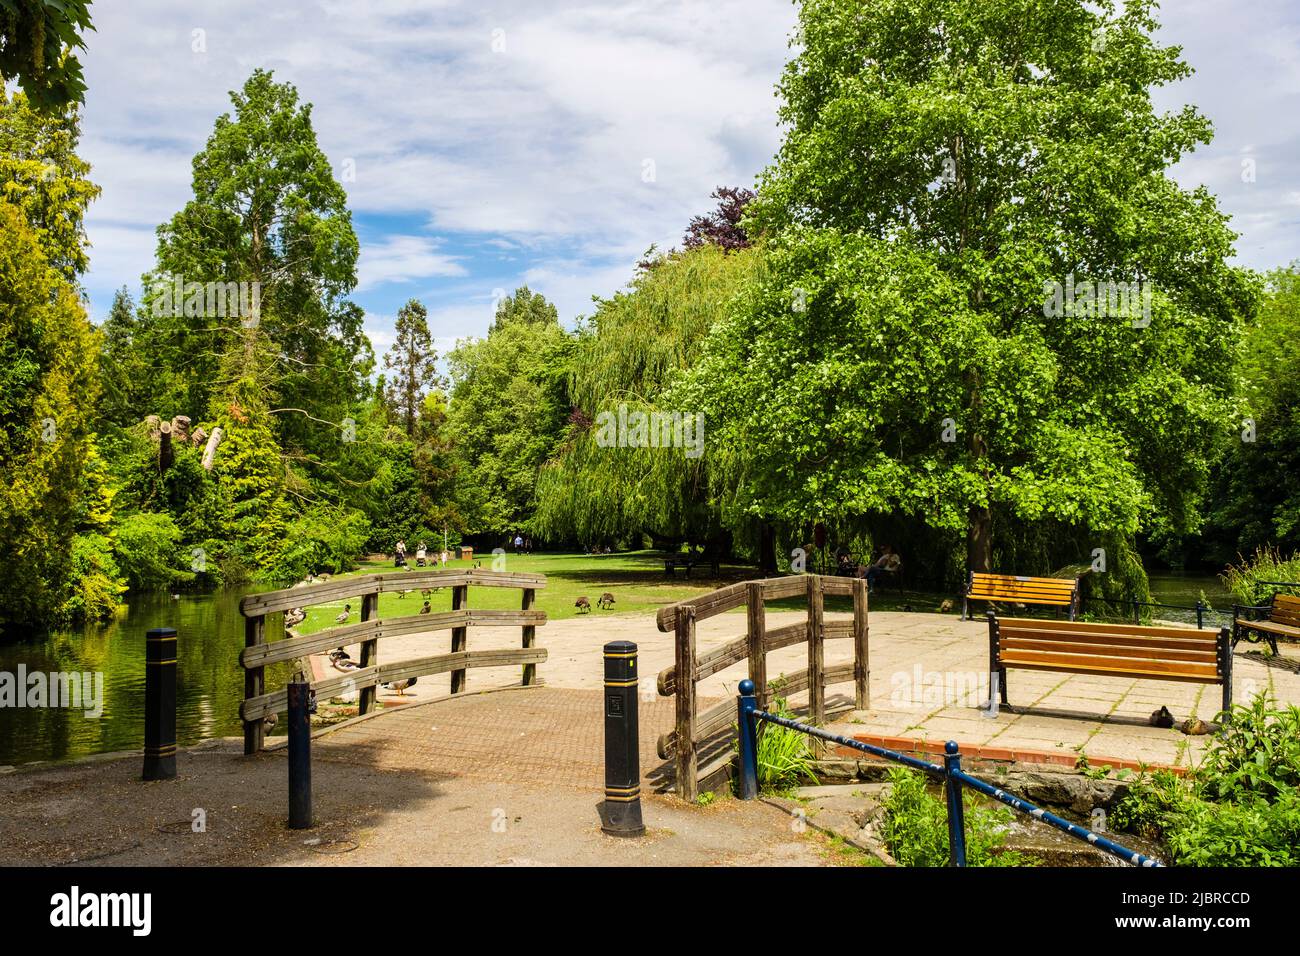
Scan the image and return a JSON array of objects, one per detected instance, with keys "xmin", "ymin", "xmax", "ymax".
[{"xmin": 76, "ymin": 0, "xmax": 1299, "ymax": 359}]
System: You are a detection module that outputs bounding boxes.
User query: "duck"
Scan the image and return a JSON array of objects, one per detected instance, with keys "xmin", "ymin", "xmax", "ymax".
[
  {"xmin": 382, "ymin": 676, "xmax": 418, "ymax": 696},
  {"xmin": 328, "ymin": 647, "xmax": 358, "ymax": 671},
  {"xmin": 419, "ymin": 601, "xmax": 431, "ymax": 614},
  {"xmin": 284, "ymin": 607, "xmax": 307, "ymax": 628},
  {"xmin": 1149, "ymin": 706, "xmax": 1175, "ymax": 728},
  {"xmin": 335, "ymin": 604, "xmax": 351, "ymax": 625}
]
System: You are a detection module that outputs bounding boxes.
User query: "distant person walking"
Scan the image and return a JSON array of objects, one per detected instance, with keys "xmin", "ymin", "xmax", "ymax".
[
  {"xmin": 513, "ymin": 534, "xmax": 524, "ymax": 553},
  {"xmin": 395, "ymin": 539, "xmax": 407, "ymax": 567}
]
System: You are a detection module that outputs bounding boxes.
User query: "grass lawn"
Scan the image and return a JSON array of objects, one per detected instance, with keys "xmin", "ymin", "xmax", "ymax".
[{"xmin": 285, "ymin": 550, "xmax": 960, "ymax": 637}]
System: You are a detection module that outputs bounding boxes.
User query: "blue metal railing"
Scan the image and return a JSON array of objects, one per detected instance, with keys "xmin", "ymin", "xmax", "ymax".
[{"xmin": 734, "ymin": 679, "xmax": 1162, "ymax": 867}]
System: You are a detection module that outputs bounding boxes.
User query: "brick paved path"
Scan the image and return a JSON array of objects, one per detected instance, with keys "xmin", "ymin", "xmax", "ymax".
[{"xmin": 313, "ymin": 686, "xmax": 709, "ymax": 791}]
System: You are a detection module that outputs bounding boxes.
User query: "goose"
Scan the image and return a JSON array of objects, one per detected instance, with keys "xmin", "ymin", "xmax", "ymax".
[
  {"xmin": 335, "ymin": 604, "xmax": 351, "ymax": 625},
  {"xmin": 382, "ymin": 676, "xmax": 418, "ymax": 696},
  {"xmin": 598, "ymin": 592, "xmax": 615, "ymax": 610},
  {"xmin": 419, "ymin": 601, "xmax": 431, "ymax": 614},
  {"xmin": 574, "ymin": 596, "xmax": 591, "ymax": 613}
]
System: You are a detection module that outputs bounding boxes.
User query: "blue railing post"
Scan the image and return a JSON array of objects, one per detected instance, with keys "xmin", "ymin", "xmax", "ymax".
[
  {"xmin": 943, "ymin": 741, "xmax": 968, "ymax": 867},
  {"xmin": 1196, "ymin": 600, "xmax": 1205, "ymax": 630},
  {"xmin": 737, "ymin": 679, "xmax": 759, "ymax": 800}
]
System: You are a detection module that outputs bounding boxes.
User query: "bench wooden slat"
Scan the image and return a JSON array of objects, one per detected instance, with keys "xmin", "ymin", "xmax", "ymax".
[
  {"xmin": 1000, "ymin": 617, "xmax": 1211, "ymax": 640},
  {"xmin": 1001, "ymin": 637, "xmax": 1219, "ymax": 664},
  {"xmin": 1000, "ymin": 648, "xmax": 1219, "ymax": 677},
  {"xmin": 1242, "ymin": 620, "xmax": 1300, "ymax": 639},
  {"xmin": 995, "ymin": 658, "xmax": 1222, "ymax": 684},
  {"xmin": 999, "ymin": 626, "xmax": 1217, "ymax": 653}
]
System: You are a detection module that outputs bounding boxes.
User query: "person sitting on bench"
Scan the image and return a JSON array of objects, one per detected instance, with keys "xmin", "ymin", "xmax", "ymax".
[{"xmin": 863, "ymin": 544, "xmax": 901, "ymax": 588}]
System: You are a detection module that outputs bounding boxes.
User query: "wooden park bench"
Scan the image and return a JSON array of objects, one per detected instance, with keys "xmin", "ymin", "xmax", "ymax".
[
  {"xmin": 1232, "ymin": 592, "xmax": 1300, "ymax": 656},
  {"xmin": 664, "ymin": 547, "xmax": 721, "ymax": 578},
  {"xmin": 987, "ymin": 614, "xmax": 1233, "ymax": 715},
  {"xmin": 963, "ymin": 571, "xmax": 1080, "ymax": 621}
]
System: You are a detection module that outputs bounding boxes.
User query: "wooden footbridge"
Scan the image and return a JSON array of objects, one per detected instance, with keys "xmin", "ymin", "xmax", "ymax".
[{"xmin": 237, "ymin": 569, "xmax": 547, "ymax": 754}]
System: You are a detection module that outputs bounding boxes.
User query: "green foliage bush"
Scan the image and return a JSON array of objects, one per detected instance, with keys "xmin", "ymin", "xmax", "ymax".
[
  {"xmin": 112, "ymin": 511, "xmax": 193, "ymax": 591},
  {"xmin": 1111, "ymin": 694, "xmax": 1300, "ymax": 865},
  {"xmin": 882, "ymin": 767, "xmax": 1029, "ymax": 867},
  {"xmin": 1223, "ymin": 546, "xmax": 1300, "ymax": 605},
  {"xmin": 265, "ymin": 506, "xmax": 368, "ymax": 584},
  {"xmin": 751, "ymin": 690, "xmax": 818, "ymax": 794},
  {"xmin": 55, "ymin": 533, "xmax": 126, "ymax": 624}
]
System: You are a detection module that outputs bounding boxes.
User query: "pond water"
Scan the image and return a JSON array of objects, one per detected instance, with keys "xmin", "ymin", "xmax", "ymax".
[{"xmin": 0, "ymin": 588, "xmax": 293, "ymax": 767}]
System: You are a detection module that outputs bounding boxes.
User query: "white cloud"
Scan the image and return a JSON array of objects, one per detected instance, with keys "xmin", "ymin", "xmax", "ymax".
[{"xmin": 356, "ymin": 235, "xmax": 466, "ymax": 290}]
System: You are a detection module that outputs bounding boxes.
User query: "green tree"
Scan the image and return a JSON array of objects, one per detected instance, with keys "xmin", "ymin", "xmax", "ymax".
[
  {"xmin": 0, "ymin": 203, "xmax": 105, "ymax": 630},
  {"xmin": 696, "ymin": 0, "xmax": 1258, "ymax": 578},
  {"xmin": 447, "ymin": 288, "xmax": 574, "ymax": 536},
  {"xmin": 0, "ymin": 0, "xmax": 94, "ymax": 113},
  {"xmin": 97, "ymin": 286, "xmax": 150, "ymax": 429},
  {"xmin": 0, "ymin": 86, "xmax": 100, "ymax": 278},
  {"xmin": 384, "ymin": 298, "xmax": 442, "ymax": 436},
  {"xmin": 146, "ymin": 68, "xmax": 363, "ymax": 431},
  {"xmin": 1204, "ymin": 264, "xmax": 1300, "ymax": 561}
]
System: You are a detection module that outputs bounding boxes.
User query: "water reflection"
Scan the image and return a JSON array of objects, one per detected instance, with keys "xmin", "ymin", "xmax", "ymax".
[{"xmin": 0, "ymin": 588, "xmax": 292, "ymax": 766}]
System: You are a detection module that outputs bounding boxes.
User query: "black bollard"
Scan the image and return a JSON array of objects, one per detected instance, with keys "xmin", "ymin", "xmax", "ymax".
[
  {"xmin": 601, "ymin": 641, "xmax": 645, "ymax": 837},
  {"xmin": 142, "ymin": 627, "xmax": 177, "ymax": 781},
  {"xmin": 287, "ymin": 679, "xmax": 313, "ymax": 829}
]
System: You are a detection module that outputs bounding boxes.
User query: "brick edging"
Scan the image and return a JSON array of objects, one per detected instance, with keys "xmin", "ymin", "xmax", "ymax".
[{"xmin": 838, "ymin": 734, "xmax": 1187, "ymax": 776}]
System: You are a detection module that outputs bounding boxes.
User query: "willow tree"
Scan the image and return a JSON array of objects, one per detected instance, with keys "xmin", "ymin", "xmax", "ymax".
[
  {"xmin": 689, "ymin": 0, "xmax": 1258, "ymax": 582},
  {"xmin": 533, "ymin": 244, "xmax": 763, "ymax": 550}
]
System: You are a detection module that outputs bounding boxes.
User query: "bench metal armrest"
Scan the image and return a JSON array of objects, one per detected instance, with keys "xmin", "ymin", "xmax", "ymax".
[{"xmin": 1232, "ymin": 604, "xmax": 1270, "ymax": 622}]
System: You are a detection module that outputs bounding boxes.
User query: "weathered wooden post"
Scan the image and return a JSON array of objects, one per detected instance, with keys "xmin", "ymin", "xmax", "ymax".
[
  {"xmin": 450, "ymin": 581, "xmax": 469, "ymax": 694},
  {"xmin": 674, "ymin": 605, "xmax": 698, "ymax": 802},
  {"xmin": 521, "ymin": 587, "xmax": 537, "ymax": 686},
  {"xmin": 853, "ymin": 577, "xmax": 870, "ymax": 710},
  {"xmin": 746, "ymin": 581, "xmax": 767, "ymax": 709},
  {"xmin": 244, "ymin": 614, "xmax": 266, "ymax": 754},
  {"xmin": 358, "ymin": 591, "xmax": 379, "ymax": 715},
  {"xmin": 143, "ymin": 627, "xmax": 178, "ymax": 780},
  {"xmin": 287, "ymin": 679, "xmax": 313, "ymax": 829},
  {"xmin": 601, "ymin": 641, "xmax": 644, "ymax": 837}
]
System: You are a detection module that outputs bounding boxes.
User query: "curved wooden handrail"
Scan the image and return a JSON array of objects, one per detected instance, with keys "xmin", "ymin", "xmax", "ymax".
[{"xmin": 240, "ymin": 568, "xmax": 547, "ymax": 617}]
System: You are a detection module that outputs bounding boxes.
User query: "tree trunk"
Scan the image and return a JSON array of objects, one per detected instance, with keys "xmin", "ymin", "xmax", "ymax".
[
  {"xmin": 202, "ymin": 426, "xmax": 224, "ymax": 471},
  {"xmin": 967, "ymin": 503, "xmax": 992, "ymax": 574},
  {"xmin": 158, "ymin": 421, "xmax": 174, "ymax": 473},
  {"xmin": 759, "ymin": 523, "xmax": 778, "ymax": 574}
]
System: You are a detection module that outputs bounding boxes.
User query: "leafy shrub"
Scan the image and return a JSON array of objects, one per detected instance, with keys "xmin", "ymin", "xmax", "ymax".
[
  {"xmin": 1222, "ymin": 546, "xmax": 1300, "ymax": 605},
  {"xmin": 55, "ymin": 533, "xmax": 126, "ymax": 624},
  {"xmin": 753, "ymin": 693, "xmax": 819, "ymax": 794},
  {"xmin": 882, "ymin": 766, "xmax": 1029, "ymax": 867},
  {"xmin": 112, "ymin": 511, "xmax": 194, "ymax": 591},
  {"xmin": 1199, "ymin": 696, "xmax": 1300, "ymax": 802},
  {"xmin": 1110, "ymin": 693, "xmax": 1300, "ymax": 865},
  {"xmin": 265, "ymin": 505, "xmax": 368, "ymax": 584}
]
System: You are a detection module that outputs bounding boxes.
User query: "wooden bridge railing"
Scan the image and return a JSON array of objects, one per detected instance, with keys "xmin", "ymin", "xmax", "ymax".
[
  {"xmin": 238, "ymin": 569, "xmax": 547, "ymax": 754},
  {"xmin": 655, "ymin": 574, "xmax": 868, "ymax": 800}
]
